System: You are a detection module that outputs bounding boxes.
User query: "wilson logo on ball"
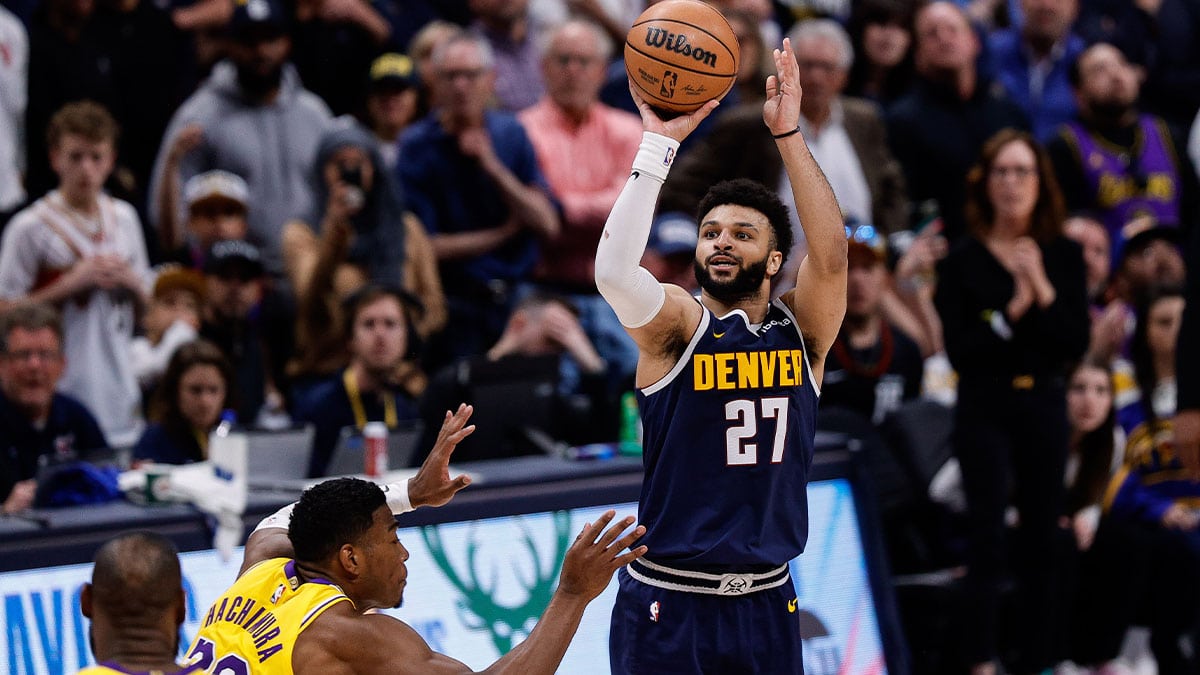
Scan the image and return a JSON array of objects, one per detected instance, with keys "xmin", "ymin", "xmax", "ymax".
[{"xmin": 642, "ymin": 28, "xmax": 719, "ymax": 68}]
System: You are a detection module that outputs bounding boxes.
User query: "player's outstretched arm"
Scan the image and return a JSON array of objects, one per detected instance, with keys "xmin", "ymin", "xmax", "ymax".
[
  {"xmin": 238, "ymin": 405, "xmax": 476, "ymax": 577},
  {"xmin": 294, "ymin": 511, "xmax": 648, "ymax": 675},
  {"xmin": 594, "ymin": 87, "xmax": 716, "ymax": 371},
  {"xmin": 769, "ymin": 38, "xmax": 848, "ymax": 377}
]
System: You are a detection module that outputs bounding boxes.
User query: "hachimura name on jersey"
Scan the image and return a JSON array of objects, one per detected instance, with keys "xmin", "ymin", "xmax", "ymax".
[
  {"xmin": 186, "ymin": 558, "xmax": 352, "ymax": 674},
  {"xmin": 636, "ymin": 299, "xmax": 819, "ymax": 569}
]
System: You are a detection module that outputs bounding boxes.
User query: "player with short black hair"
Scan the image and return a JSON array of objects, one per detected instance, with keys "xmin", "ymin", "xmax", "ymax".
[
  {"xmin": 595, "ymin": 37, "xmax": 847, "ymax": 673},
  {"xmin": 79, "ymin": 531, "xmax": 201, "ymax": 674},
  {"xmin": 189, "ymin": 404, "xmax": 647, "ymax": 674}
]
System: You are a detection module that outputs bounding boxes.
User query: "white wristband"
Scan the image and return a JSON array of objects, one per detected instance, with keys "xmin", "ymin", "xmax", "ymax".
[
  {"xmin": 253, "ymin": 502, "xmax": 295, "ymax": 533},
  {"xmin": 381, "ymin": 479, "xmax": 414, "ymax": 515},
  {"xmin": 631, "ymin": 132, "xmax": 680, "ymax": 182}
]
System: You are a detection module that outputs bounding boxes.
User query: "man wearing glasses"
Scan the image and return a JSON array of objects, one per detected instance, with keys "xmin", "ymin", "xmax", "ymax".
[{"xmin": 0, "ymin": 302, "xmax": 106, "ymax": 515}]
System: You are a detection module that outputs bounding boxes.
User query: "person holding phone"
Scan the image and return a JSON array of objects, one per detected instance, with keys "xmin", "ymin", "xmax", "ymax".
[{"xmin": 281, "ymin": 120, "xmax": 446, "ymax": 404}]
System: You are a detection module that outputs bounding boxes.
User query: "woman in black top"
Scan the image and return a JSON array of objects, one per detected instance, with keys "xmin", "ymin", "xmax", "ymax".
[
  {"xmin": 133, "ymin": 340, "xmax": 234, "ymax": 465},
  {"xmin": 935, "ymin": 129, "xmax": 1090, "ymax": 675}
]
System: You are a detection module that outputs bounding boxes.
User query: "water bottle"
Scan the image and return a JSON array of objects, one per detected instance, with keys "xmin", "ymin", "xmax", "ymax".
[
  {"xmin": 363, "ymin": 422, "xmax": 389, "ymax": 478},
  {"xmin": 618, "ymin": 391, "xmax": 642, "ymax": 456}
]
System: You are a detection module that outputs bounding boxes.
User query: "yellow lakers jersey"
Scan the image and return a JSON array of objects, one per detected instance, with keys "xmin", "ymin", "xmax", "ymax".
[
  {"xmin": 186, "ymin": 558, "xmax": 352, "ymax": 674},
  {"xmin": 76, "ymin": 663, "xmax": 204, "ymax": 674}
]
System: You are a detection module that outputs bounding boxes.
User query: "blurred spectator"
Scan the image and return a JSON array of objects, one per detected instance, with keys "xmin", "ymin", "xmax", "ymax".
[
  {"xmin": 0, "ymin": 303, "xmax": 107, "ymax": 515},
  {"xmin": 362, "ymin": 52, "xmax": 421, "ymax": 171},
  {"xmin": 130, "ymin": 267, "xmax": 204, "ymax": 390},
  {"xmin": 0, "ymin": 101, "xmax": 150, "ymax": 447},
  {"xmin": 528, "ymin": 0, "xmax": 642, "ymax": 46},
  {"xmin": 26, "ymin": 0, "xmax": 189, "ymax": 218},
  {"xmin": 934, "ymin": 129, "xmax": 1088, "ymax": 674},
  {"xmin": 1136, "ymin": 0, "xmax": 1200, "ymax": 133},
  {"xmin": 822, "ymin": 223, "xmax": 924, "ymax": 424},
  {"xmin": 160, "ymin": 167, "xmax": 251, "ymax": 270},
  {"xmin": 517, "ymin": 19, "xmax": 641, "ymax": 389},
  {"xmin": 721, "ymin": 9, "xmax": 769, "ymax": 107},
  {"xmin": 282, "ymin": 120, "xmax": 445, "ymax": 396},
  {"xmin": 658, "ymin": 20, "xmax": 908, "ymax": 288},
  {"xmin": 1059, "ymin": 356, "xmax": 1132, "ymax": 669},
  {"xmin": 640, "ymin": 215, "xmax": 699, "ymax": 293},
  {"xmin": 1088, "ymin": 225, "xmax": 1185, "ymax": 365},
  {"xmin": 1176, "ymin": 190, "xmax": 1200, "ymax": 476},
  {"xmin": 293, "ymin": 285, "xmax": 422, "ymax": 477},
  {"xmin": 468, "ymin": 0, "xmax": 543, "ymax": 112},
  {"xmin": 0, "ymin": 4, "xmax": 27, "ymax": 229},
  {"xmin": 1107, "ymin": 285, "xmax": 1200, "ymax": 670},
  {"xmin": 888, "ymin": 221, "xmax": 950, "ymax": 358},
  {"xmin": 1073, "ymin": 0, "xmax": 1155, "ymax": 71},
  {"xmin": 416, "ymin": 291, "xmax": 615, "ymax": 464},
  {"xmin": 407, "ymin": 19, "xmax": 464, "ymax": 116},
  {"xmin": 80, "ymin": 532, "xmax": 187, "ymax": 674},
  {"xmin": 987, "ymin": 0, "xmax": 1084, "ymax": 142},
  {"xmin": 1046, "ymin": 43, "xmax": 1199, "ymax": 261},
  {"xmin": 1063, "ymin": 213, "xmax": 1110, "ymax": 306},
  {"xmin": 290, "ymin": 0, "xmax": 393, "ymax": 117},
  {"xmin": 199, "ymin": 240, "xmax": 283, "ymax": 425},
  {"xmin": 132, "ymin": 338, "xmax": 232, "ymax": 465},
  {"xmin": 149, "ymin": 0, "xmax": 332, "ymax": 275},
  {"xmin": 845, "ymin": 0, "xmax": 917, "ymax": 108},
  {"xmin": 887, "ymin": 1, "xmax": 1030, "ymax": 241},
  {"xmin": 398, "ymin": 32, "xmax": 559, "ymax": 368}
]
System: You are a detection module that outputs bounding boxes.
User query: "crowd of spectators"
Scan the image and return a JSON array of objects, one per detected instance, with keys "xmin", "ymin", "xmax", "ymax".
[{"xmin": 0, "ymin": 0, "xmax": 1197, "ymax": 671}]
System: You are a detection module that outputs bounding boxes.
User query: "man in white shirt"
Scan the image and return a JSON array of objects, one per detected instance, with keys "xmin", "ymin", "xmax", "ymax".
[
  {"xmin": 0, "ymin": 4, "xmax": 27, "ymax": 225},
  {"xmin": 0, "ymin": 101, "xmax": 150, "ymax": 447}
]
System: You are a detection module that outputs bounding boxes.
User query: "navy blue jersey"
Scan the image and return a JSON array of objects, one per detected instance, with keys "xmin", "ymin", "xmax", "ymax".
[{"xmin": 637, "ymin": 298, "xmax": 819, "ymax": 568}]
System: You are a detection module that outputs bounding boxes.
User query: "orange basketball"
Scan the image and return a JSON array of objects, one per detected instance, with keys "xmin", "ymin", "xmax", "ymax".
[{"xmin": 624, "ymin": 0, "xmax": 740, "ymax": 113}]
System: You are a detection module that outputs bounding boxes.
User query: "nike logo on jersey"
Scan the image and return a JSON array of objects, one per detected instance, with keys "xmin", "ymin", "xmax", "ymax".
[
  {"xmin": 787, "ymin": 597, "xmax": 798, "ymax": 613},
  {"xmin": 713, "ymin": 331, "xmax": 726, "ymax": 339}
]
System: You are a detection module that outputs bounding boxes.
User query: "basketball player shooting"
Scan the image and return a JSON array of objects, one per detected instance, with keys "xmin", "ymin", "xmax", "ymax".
[{"xmin": 595, "ymin": 37, "xmax": 846, "ymax": 673}]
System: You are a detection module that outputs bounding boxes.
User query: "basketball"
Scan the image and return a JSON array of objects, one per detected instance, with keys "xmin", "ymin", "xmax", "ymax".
[{"xmin": 624, "ymin": 0, "xmax": 740, "ymax": 114}]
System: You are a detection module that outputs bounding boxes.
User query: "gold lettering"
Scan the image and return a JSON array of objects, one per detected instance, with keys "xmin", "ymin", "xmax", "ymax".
[
  {"xmin": 761, "ymin": 351, "xmax": 777, "ymax": 387},
  {"xmin": 736, "ymin": 352, "xmax": 759, "ymax": 389},
  {"xmin": 792, "ymin": 350, "xmax": 805, "ymax": 386},
  {"xmin": 1146, "ymin": 173, "xmax": 1175, "ymax": 199},
  {"xmin": 715, "ymin": 353, "xmax": 735, "ymax": 390},
  {"xmin": 779, "ymin": 350, "xmax": 795, "ymax": 386},
  {"xmin": 693, "ymin": 354, "xmax": 714, "ymax": 390}
]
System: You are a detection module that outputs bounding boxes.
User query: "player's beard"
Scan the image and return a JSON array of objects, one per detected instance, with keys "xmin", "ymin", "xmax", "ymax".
[{"xmin": 694, "ymin": 255, "xmax": 770, "ymax": 303}]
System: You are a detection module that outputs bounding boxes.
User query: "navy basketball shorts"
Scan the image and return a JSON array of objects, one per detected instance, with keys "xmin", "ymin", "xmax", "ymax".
[{"xmin": 608, "ymin": 566, "xmax": 804, "ymax": 674}]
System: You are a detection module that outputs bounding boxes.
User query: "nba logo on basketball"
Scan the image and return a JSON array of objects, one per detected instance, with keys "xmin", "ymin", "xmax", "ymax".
[
  {"xmin": 659, "ymin": 70, "xmax": 677, "ymax": 98},
  {"xmin": 649, "ymin": 601, "xmax": 660, "ymax": 622}
]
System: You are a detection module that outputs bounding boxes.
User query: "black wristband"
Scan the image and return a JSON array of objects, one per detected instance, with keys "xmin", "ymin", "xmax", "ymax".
[{"xmin": 772, "ymin": 127, "xmax": 801, "ymax": 140}]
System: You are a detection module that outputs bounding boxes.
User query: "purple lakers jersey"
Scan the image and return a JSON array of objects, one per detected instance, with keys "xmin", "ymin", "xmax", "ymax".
[{"xmin": 636, "ymin": 298, "xmax": 819, "ymax": 568}]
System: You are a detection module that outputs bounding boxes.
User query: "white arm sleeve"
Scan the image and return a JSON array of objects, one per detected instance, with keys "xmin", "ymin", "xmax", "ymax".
[{"xmin": 595, "ymin": 132, "xmax": 680, "ymax": 328}]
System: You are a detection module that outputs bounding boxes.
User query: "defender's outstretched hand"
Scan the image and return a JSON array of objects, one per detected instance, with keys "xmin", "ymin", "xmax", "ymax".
[
  {"xmin": 408, "ymin": 404, "xmax": 475, "ymax": 509},
  {"xmin": 627, "ymin": 81, "xmax": 720, "ymax": 144},
  {"xmin": 557, "ymin": 510, "xmax": 648, "ymax": 601},
  {"xmin": 763, "ymin": 37, "xmax": 803, "ymax": 136}
]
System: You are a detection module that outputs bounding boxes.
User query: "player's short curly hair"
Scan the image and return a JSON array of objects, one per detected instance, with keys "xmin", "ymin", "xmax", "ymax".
[
  {"xmin": 289, "ymin": 478, "xmax": 387, "ymax": 563},
  {"xmin": 696, "ymin": 179, "xmax": 794, "ymax": 266}
]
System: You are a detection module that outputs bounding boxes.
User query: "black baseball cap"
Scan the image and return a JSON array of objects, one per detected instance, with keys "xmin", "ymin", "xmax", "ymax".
[
  {"xmin": 204, "ymin": 240, "xmax": 264, "ymax": 279},
  {"xmin": 229, "ymin": 0, "xmax": 288, "ymax": 40}
]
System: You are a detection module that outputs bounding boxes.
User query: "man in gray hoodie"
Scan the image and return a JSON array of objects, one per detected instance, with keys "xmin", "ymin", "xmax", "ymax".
[{"xmin": 148, "ymin": 0, "xmax": 331, "ymax": 275}]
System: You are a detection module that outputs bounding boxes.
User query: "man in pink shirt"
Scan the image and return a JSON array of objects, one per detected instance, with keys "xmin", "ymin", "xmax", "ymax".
[{"xmin": 518, "ymin": 18, "xmax": 643, "ymax": 388}]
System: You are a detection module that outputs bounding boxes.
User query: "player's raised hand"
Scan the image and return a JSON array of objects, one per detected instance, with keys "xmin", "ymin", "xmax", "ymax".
[
  {"xmin": 763, "ymin": 37, "xmax": 803, "ymax": 136},
  {"xmin": 408, "ymin": 403, "xmax": 475, "ymax": 508},
  {"xmin": 557, "ymin": 510, "xmax": 647, "ymax": 601},
  {"xmin": 628, "ymin": 80, "xmax": 719, "ymax": 144}
]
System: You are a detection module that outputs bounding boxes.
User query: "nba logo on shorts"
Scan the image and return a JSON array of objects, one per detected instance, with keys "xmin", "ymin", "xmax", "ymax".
[
  {"xmin": 649, "ymin": 601, "xmax": 660, "ymax": 622},
  {"xmin": 659, "ymin": 70, "xmax": 677, "ymax": 98}
]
